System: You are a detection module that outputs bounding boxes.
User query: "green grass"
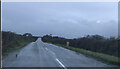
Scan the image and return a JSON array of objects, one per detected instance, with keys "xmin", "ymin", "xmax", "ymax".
[
  {"xmin": 2, "ymin": 41, "xmax": 32, "ymax": 57},
  {"xmin": 49, "ymin": 43, "xmax": 120, "ymax": 66}
]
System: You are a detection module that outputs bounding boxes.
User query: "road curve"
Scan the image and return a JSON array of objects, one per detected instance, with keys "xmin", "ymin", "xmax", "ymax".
[{"xmin": 2, "ymin": 38, "xmax": 114, "ymax": 67}]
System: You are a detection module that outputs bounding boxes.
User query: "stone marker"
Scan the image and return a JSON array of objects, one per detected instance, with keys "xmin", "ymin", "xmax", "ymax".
[{"xmin": 66, "ymin": 41, "xmax": 69, "ymax": 46}]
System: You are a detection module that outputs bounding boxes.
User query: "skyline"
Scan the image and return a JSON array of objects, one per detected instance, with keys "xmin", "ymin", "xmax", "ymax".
[{"xmin": 2, "ymin": 2, "xmax": 118, "ymax": 38}]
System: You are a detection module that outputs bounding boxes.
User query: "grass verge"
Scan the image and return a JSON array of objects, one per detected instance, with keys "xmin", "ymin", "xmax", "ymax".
[
  {"xmin": 49, "ymin": 43, "xmax": 120, "ymax": 66},
  {"xmin": 2, "ymin": 41, "xmax": 32, "ymax": 57}
]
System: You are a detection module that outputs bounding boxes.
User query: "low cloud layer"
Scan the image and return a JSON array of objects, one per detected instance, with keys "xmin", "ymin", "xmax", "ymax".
[{"xmin": 2, "ymin": 2, "xmax": 118, "ymax": 38}]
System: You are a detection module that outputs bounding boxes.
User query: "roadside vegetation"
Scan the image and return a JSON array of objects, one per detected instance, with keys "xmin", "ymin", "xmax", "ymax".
[
  {"xmin": 53, "ymin": 43, "xmax": 119, "ymax": 65},
  {"xmin": 2, "ymin": 31, "xmax": 38, "ymax": 56},
  {"xmin": 41, "ymin": 34, "xmax": 120, "ymax": 65}
]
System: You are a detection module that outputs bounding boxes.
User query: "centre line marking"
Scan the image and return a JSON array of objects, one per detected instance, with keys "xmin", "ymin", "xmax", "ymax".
[
  {"xmin": 56, "ymin": 58, "xmax": 67, "ymax": 69},
  {"xmin": 45, "ymin": 48, "xmax": 48, "ymax": 50}
]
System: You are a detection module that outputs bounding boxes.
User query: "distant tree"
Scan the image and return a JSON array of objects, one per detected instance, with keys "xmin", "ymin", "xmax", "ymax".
[
  {"xmin": 91, "ymin": 35, "xmax": 104, "ymax": 40},
  {"xmin": 41, "ymin": 34, "xmax": 118, "ymax": 57},
  {"xmin": 50, "ymin": 34, "xmax": 52, "ymax": 36},
  {"xmin": 23, "ymin": 33, "xmax": 32, "ymax": 37},
  {"xmin": 109, "ymin": 36, "xmax": 116, "ymax": 40}
]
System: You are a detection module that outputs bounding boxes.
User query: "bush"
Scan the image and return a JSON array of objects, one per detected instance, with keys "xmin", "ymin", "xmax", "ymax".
[
  {"xmin": 2, "ymin": 31, "xmax": 38, "ymax": 56},
  {"xmin": 42, "ymin": 34, "xmax": 119, "ymax": 57}
]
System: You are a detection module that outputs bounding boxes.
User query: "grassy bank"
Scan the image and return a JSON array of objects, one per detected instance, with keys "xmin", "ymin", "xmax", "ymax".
[
  {"xmin": 2, "ymin": 31, "xmax": 38, "ymax": 56},
  {"xmin": 49, "ymin": 43, "xmax": 120, "ymax": 66},
  {"xmin": 2, "ymin": 41, "xmax": 32, "ymax": 56}
]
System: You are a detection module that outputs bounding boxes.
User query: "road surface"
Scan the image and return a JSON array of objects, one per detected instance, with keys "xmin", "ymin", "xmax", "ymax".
[{"xmin": 2, "ymin": 38, "xmax": 114, "ymax": 67}]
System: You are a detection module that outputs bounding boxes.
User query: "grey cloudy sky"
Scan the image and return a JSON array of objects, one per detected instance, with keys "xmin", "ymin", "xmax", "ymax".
[{"xmin": 2, "ymin": 2, "xmax": 118, "ymax": 38}]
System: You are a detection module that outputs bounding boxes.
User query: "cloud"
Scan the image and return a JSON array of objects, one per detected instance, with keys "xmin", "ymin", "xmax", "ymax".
[{"xmin": 2, "ymin": 2, "xmax": 118, "ymax": 38}]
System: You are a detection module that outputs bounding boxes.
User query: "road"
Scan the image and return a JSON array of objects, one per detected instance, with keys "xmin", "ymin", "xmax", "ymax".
[{"xmin": 2, "ymin": 38, "xmax": 114, "ymax": 67}]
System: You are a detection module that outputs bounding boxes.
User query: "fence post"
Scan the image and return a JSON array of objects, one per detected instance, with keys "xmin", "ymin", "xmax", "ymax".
[{"xmin": 66, "ymin": 41, "xmax": 69, "ymax": 46}]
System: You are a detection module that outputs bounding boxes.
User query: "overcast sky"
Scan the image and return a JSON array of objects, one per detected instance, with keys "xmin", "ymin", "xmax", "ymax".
[{"xmin": 2, "ymin": 2, "xmax": 118, "ymax": 38}]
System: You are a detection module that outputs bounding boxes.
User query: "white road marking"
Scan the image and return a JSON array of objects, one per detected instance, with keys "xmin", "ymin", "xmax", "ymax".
[
  {"xmin": 45, "ymin": 48, "xmax": 55, "ymax": 55},
  {"xmin": 45, "ymin": 46, "xmax": 66, "ymax": 68},
  {"xmin": 45, "ymin": 48, "xmax": 48, "ymax": 50},
  {"xmin": 50, "ymin": 51, "xmax": 55, "ymax": 55},
  {"xmin": 56, "ymin": 58, "xmax": 67, "ymax": 69}
]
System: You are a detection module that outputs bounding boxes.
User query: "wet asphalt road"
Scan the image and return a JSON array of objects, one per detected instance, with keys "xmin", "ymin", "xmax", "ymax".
[{"xmin": 2, "ymin": 38, "xmax": 114, "ymax": 67}]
